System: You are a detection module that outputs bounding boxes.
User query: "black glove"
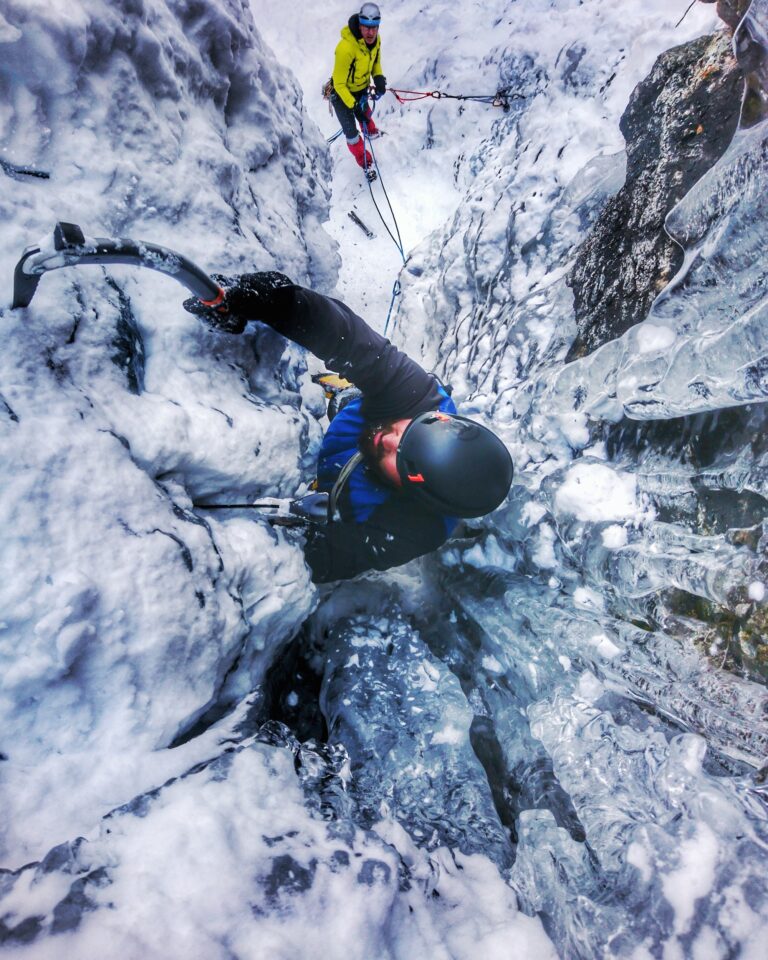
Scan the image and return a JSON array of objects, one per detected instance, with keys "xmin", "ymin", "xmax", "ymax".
[
  {"xmin": 353, "ymin": 98, "xmax": 369, "ymax": 124},
  {"xmin": 183, "ymin": 271, "xmax": 292, "ymax": 334},
  {"xmin": 373, "ymin": 75, "xmax": 386, "ymax": 98}
]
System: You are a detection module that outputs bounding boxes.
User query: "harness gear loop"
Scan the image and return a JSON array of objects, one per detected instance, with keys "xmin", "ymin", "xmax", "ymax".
[{"xmin": 328, "ymin": 450, "xmax": 366, "ymax": 521}]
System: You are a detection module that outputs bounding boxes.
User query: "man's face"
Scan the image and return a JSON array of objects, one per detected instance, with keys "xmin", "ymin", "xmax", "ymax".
[
  {"xmin": 361, "ymin": 417, "xmax": 412, "ymax": 488},
  {"xmin": 360, "ymin": 23, "xmax": 378, "ymax": 44}
]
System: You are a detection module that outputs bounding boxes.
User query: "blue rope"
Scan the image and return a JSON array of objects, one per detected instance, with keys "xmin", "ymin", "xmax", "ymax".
[
  {"xmin": 383, "ymin": 278, "xmax": 401, "ymax": 337},
  {"xmin": 359, "ymin": 99, "xmax": 409, "ymax": 337}
]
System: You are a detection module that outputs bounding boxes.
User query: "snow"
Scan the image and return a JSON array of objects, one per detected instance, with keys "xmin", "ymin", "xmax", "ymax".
[
  {"xmin": 3, "ymin": 0, "xmax": 768, "ymax": 956},
  {"xmin": 555, "ymin": 461, "xmax": 642, "ymax": 522},
  {"xmin": 662, "ymin": 823, "xmax": 720, "ymax": 936},
  {"xmin": 602, "ymin": 524, "xmax": 629, "ymax": 549},
  {"xmin": 636, "ymin": 322, "xmax": 677, "ymax": 354},
  {"xmin": 589, "ymin": 633, "xmax": 622, "ymax": 660},
  {"xmin": 748, "ymin": 581, "xmax": 765, "ymax": 602}
]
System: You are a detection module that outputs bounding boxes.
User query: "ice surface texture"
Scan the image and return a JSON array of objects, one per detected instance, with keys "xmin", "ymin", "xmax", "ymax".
[
  {"xmin": 0, "ymin": 0, "xmax": 331, "ymax": 863},
  {"xmin": 2, "ymin": 0, "xmax": 768, "ymax": 958},
  {"xmin": 392, "ymin": 0, "xmax": 768, "ymax": 955}
]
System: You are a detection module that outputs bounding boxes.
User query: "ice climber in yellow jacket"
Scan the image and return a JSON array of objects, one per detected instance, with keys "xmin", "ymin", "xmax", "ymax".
[{"xmin": 330, "ymin": 3, "xmax": 387, "ymax": 173}]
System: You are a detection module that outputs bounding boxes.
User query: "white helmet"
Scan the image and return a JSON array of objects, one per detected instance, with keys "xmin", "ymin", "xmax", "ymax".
[{"xmin": 359, "ymin": 3, "xmax": 381, "ymax": 27}]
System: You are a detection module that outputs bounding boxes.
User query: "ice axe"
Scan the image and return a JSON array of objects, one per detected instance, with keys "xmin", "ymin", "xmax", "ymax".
[{"xmin": 11, "ymin": 221, "xmax": 226, "ymax": 311}]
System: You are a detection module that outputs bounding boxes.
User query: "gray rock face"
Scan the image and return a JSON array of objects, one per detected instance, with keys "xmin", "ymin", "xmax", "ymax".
[
  {"xmin": 712, "ymin": 0, "xmax": 753, "ymax": 31},
  {"xmin": 566, "ymin": 31, "xmax": 743, "ymax": 359}
]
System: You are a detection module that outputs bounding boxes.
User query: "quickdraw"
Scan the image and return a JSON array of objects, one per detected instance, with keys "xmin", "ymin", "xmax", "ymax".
[{"xmin": 389, "ymin": 87, "xmax": 524, "ymax": 111}]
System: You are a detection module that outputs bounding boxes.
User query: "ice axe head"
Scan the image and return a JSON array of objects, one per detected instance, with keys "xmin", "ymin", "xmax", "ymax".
[{"xmin": 11, "ymin": 221, "xmax": 223, "ymax": 310}]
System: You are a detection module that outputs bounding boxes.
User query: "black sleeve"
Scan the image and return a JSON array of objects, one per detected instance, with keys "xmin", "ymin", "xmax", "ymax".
[
  {"xmin": 303, "ymin": 500, "xmax": 449, "ymax": 583},
  {"xmin": 258, "ymin": 284, "xmax": 442, "ymax": 422}
]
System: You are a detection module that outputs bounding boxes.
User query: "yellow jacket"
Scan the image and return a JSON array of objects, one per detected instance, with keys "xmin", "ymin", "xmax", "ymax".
[{"xmin": 332, "ymin": 25, "xmax": 384, "ymax": 108}]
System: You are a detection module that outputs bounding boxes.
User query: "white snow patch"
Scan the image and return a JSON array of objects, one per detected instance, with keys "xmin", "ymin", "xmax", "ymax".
[
  {"xmin": 748, "ymin": 581, "xmax": 765, "ymax": 602},
  {"xmin": 601, "ymin": 524, "xmax": 629, "ymax": 549},
  {"xmin": 661, "ymin": 823, "xmax": 719, "ymax": 936},
  {"xmin": 590, "ymin": 633, "xmax": 622, "ymax": 660},
  {"xmin": 573, "ymin": 587, "xmax": 605, "ymax": 612},
  {"xmin": 520, "ymin": 500, "xmax": 547, "ymax": 526},
  {"xmin": 482, "ymin": 655, "xmax": 503, "ymax": 674},
  {"xmin": 556, "ymin": 411, "xmax": 590, "ymax": 450},
  {"xmin": 627, "ymin": 841, "xmax": 653, "ymax": 883},
  {"xmin": 555, "ymin": 462, "xmax": 640, "ymax": 522},
  {"xmin": 581, "ymin": 441, "xmax": 608, "ymax": 460},
  {"xmin": 576, "ymin": 671, "xmax": 604, "ymax": 702},
  {"xmin": 635, "ymin": 323, "xmax": 677, "ymax": 354},
  {"xmin": 532, "ymin": 524, "xmax": 558, "ymax": 569},
  {"xmin": 431, "ymin": 725, "xmax": 465, "ymax": 746}
]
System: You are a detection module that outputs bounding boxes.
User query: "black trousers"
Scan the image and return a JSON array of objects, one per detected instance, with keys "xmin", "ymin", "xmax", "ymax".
[{"xmin": 331, "ymin": 89, "xmax": 368, "ymax": 141}]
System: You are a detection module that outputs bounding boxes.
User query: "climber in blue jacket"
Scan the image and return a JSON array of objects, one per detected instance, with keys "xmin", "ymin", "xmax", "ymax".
[{"xmin": 185, "ymin": 274, "xmax": 513, "ymax": 583}]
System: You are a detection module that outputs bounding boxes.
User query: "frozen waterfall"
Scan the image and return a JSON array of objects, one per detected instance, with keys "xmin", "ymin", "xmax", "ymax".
[{"xmin": 1, "ymin": 0, "xmax": 767, "ymax": 958}]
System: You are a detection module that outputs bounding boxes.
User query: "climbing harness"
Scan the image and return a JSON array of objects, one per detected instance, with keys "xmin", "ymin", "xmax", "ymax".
[{"xmin": 389, "ymin": 86, "xmax": 524, "ymax": 111}]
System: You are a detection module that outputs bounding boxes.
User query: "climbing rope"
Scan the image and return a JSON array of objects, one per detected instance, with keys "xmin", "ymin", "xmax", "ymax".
[
  {"xmin": 358, "ymin": 100, "xmax": 409, "ymax": 337},
  {"xmin": 326, "ymin": 82, "xmax": 524, "ymax": 332},
  {"xmin": 331, "ymin": 80, "xmax": 520, "ymax": 335},
  {"xmin": 389, "ymin": 86, "xmax": 525, "ymax": 111},
  {"xmin": 383, "ymin": 279, "xmax": 402, "ymax": 337},
  {"xmin": 362, "ymin": 123, "xmax": 405, "ymax": 257},
  {"xmin": 324, "ymin": 77, "xmax": 525, "ymax": 334},
  {"xmin": 675, "ymin": 0, "xmax": 697, "ymax": 28}
]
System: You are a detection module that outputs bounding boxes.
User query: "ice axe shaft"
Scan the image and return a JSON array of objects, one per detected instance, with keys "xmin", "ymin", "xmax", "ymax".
[
  {"xmin": 11, "ymin": 221, "xmax": 224, "ymax": 309},
  {"xmin": 193, "ymin": 492, "xmax": 330, "ymax": 524}
]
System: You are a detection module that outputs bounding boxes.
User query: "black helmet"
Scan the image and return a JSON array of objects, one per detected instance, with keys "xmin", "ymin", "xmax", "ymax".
[
  {"xmin": 396, "ymin": 411, "xmax": 514, "ymax": 518},
  {"xmin": 359, "ymin": 3, "xmax": 381, "ymax": 26}
]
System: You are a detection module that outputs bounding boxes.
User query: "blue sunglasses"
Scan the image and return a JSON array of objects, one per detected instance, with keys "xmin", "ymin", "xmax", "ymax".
[{"xmin": 359, "ymin": 18, "xmax": 380, "ymax": 27}]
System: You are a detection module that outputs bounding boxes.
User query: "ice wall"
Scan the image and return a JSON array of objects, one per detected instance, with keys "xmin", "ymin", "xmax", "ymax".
[
  {"xmin": 0, "ymin": 0, "xmax": 333, "ymax": 862},
  {"xmin": 3, "ymin": 0, "xmax": 768, "ymax": 957},
  {"xmin": 388, "ymin": 0, "xmax": 768, "ymax": 955}
]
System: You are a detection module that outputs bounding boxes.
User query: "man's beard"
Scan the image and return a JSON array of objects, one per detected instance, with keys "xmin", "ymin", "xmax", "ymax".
[{"xmin": 359, "ymin": 420, "xmax": 398, "ymax": 483}]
